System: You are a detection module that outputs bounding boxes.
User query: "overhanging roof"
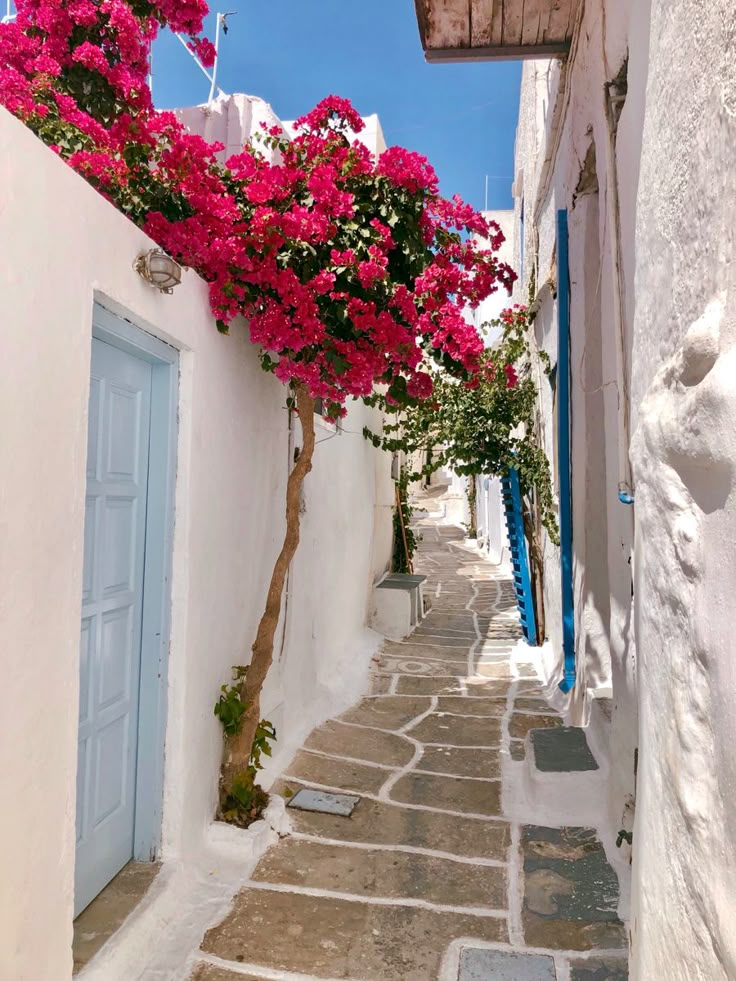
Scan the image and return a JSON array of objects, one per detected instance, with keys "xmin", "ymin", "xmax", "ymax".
[{"xmin": 414, "ymin": 0, "xmax": 580, "ymax": 62}]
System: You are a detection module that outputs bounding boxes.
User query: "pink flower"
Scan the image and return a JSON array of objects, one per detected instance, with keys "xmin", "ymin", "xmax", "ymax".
[
  {"xmin": 295, "ymin": 95, "xmax": 365, "ymax": 135},
  {"xmin": 72, "ymin": 41, "xmax": 111, "ymax": 76},
  {"xmin": 0, "ymin": 5, "xmax": 511, "ymax": 411},
  {"xmin": 187, "ymin": 36, "xmax": 216, "ymax": 69},
  {"xmin": 406, "ymin": 371, "xmax": 433, "ymax": 399}
]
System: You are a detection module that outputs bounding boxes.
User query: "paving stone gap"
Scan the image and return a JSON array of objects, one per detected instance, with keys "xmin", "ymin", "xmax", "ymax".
[{"xmin": 192, "ymin": 496, "xmax": 629, "ymax": 979}]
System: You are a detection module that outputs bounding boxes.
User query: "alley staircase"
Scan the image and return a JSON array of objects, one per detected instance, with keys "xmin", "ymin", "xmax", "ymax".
[{"xmin": 187, "ymin": 494, "xmax": 629, "ymax": 981}]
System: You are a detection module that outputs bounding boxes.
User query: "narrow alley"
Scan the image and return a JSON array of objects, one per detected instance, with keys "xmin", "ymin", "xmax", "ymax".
[{"xmin": 189, "ymin": 490, "xmax": 629, "ymax": 980}]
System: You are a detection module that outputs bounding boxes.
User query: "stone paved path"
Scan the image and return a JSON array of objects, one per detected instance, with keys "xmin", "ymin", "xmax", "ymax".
[{"xmin": 189, "ymin": 497, "xmax": 629, "ymax": 981}]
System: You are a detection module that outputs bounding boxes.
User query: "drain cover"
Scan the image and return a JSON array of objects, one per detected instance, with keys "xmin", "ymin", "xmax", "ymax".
[{"xmin": 287, "ymin": 788, "xmax": 360, "ymax": 816}]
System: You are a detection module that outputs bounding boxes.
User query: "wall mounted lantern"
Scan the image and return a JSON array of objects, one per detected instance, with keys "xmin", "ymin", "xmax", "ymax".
[{"xmin": 134, "ymin": 248, "xmax": 182, "ymax": 294}]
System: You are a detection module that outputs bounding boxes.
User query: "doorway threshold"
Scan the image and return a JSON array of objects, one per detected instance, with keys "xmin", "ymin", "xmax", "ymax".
[{"xmin": 73, "ymin": 861, "xmax": 161, "ymax": 974}]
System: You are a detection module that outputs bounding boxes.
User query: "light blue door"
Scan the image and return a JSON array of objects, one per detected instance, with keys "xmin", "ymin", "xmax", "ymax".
[{"xmin": 75, "ymin": 338, "xmax": 153, "ymax": 916}]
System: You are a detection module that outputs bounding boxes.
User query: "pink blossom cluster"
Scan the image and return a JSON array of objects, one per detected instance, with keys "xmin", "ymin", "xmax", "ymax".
[{"xmin": 1, "ymin": 0, "xmax": 518, "ymax": 413}]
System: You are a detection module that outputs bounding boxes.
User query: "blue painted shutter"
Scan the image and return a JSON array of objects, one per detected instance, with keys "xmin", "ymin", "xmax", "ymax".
[{"xmin": 501, "ymin": 468, "xmax": 538, "ymax": 646}]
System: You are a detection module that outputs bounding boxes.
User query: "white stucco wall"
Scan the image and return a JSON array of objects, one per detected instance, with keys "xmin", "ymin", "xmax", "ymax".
[
  {"xmin": 510, "ymin": 1, "xmax": 646, "ymax": 837},
  {"xmin": 628, "ymin": 2, "xmax": 736, "ymax": 977},
  {"xmin": 510, "ymin": 1, "xmax": 736, "ymax": 976},
  {"xmin": 0, "ymin": 106, "xmax": 391, "ymax": 980}
]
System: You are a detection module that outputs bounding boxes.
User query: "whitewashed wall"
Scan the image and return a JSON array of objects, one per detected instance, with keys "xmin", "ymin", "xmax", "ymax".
[
  {"xmin": 510, "ymin": 2, "xmax": 646, "ymax": 835},
  {"xmin": 628, "ymin": 2, "xmax": 736, "ymax": 977},
  {"xmin": 511, "ymin": 1, "xmax": 736, "ymax": 976},
  {"xmin": 0, "ymin": 106, "xmax": 392, "ymax": 981}
]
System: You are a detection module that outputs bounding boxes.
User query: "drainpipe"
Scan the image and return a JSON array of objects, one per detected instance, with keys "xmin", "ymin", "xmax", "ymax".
[{"xmin": 603, "ymin": 82, "xmax": 634, "ymax": 509}]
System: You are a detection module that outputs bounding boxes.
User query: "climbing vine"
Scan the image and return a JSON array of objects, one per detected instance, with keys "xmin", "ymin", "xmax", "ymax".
[
  {"xmin": 392, "ymin": 468, "xmax": 419, "ymax": 573},
  {"xmin": 365, "ymin": 305, "xmax": 557, "ymax": 642},
  {"xmin": 1, "ymin": 0, "xmax": 517, "ymax": 822},
  {"xmin": 366, "ymin": 306, "xmax": 558, "ymax": 541}
]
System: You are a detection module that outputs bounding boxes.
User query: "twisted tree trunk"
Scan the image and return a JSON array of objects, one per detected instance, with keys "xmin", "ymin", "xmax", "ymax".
[
  {"xmin": 522, "ymin": 505, "xmax": 546, "ymax": 645},
  {"xmin": 221, "ymin": 382, "xmax": 316, "ymax": 793}
]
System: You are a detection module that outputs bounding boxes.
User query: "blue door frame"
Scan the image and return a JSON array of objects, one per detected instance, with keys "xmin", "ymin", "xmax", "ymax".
[
  {"xmin": 556, "ymin": 210, "xmax": 576, "ymax": 693},
  {"xmin": 85, "ymin": 303, "xmax": 178, "ymax": 874}
]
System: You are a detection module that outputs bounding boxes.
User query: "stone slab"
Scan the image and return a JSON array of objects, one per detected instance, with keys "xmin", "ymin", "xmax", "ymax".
[
  {"xmin": 369, "ymin": 674, "xmax": 393, "ymax": 694},
  {"xmin": 522, "ymin": 825, "xmax": 627, "ymax": 951},
  {"xmin": 458, "ymin": 947, "xmax": 557, "ymax": 981},
  {"xmin": 408, "ymin": 632, "xmax": 473, "ymax": 647},
  {"xmin": 569, "ymin": 957, "xmax": 629, "ymax": 980},
  {"xmin": 304, "ymin": 720, "xmax": 414, "ymax": 767},
  {"xmin": 420, "ymin": 613, "xmax": 483, "ymax": 630},
  {"xmin": 509, "ymin": 713, "xmax": 563, "ymax": 740},
  {"xmin": 390, "ymin": 771, "xmax": 501, "ymax": 816},
  {"xmin": 417, "ymin": 746, "xmax": 501, "ymax": 778},
  {"xmin": 385, "ymin": 573, "xmax": 427, "ymax": 585},
  {"xmin": 516, "ymin": 681, "xmax": 546, "ymax": 694},
  {"xmin": 515, "ymin": 696, "xmax": 548, "ymax": 709},
  {"xmin": 287, "ymin": 789, "xmax": 359, "ymax": 817},
  {"xmin": 338, "ymin": 696, "xmax": 431, "ymax": 731},
  {"xmin": 201, "ymin": 888, "xmax": 506, "ymax": 980},
  {"xmin": 509, "ymin": 740, "xmax": 526, "ymax": 761},
  {"xmin": 473, "ymin": 662, "xmax": 515, "ymax": 679},
  {"xmin": 189, "ymin": 965, "xmax": 265, "ymax": 981},
  {"xmin": 532, "ymin": 727, "xmax": 599, "ymax": 772},
  {"xmin": 379, "ymin": 656, "xmax": 465, "ymax": 677},
  {"xmin": 410, "ymin": 713, "xmax": 502, "ymax": 746},
  {"xmin": 251, "ymin": 837, "xmax": 506, "ymax": 908},
  {"xmin": 278, "ymin": 791, "xmax": 511, "ymax": 859},
  {"xmin": 285, "ymin": 752, "xmax": 388, "ymax": 795},
  {"xmin": 395, "ymin": 675, "xmax": 465, "ymax": 696},
  {"xmin": 436, "ymin": 695, "xmax": 506, "ymax": 717},
  {"xmin": 463, "ymin": 677, "xmax": 513, "ymax": 695},
  {"xmin": 73, "ymin": 861, "xmax": 160, "ymax": 972},
  {"xmin": 382, "ymin": 643, "xmax": 470, "ymax": 663}
]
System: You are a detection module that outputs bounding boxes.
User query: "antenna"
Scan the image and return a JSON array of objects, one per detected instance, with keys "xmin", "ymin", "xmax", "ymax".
[
  {"xmin": 2, "ymin": 0, "xmax": 16, "ymax": 23},
  {"xmin": 484, "ymin": 174, "xmax": 488, "ymax": 212},
  {"xmin": 170, "ymin": 11, "xmax": 237, "ymax": 105}
]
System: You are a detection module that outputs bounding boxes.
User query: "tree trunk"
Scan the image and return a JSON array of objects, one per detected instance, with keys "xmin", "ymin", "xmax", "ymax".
[
  {"xmin": 522, "ymin": 504, "xmax": 546, "ymax": 645},
  {"xmin": 221, "ymin": 382, "xmax": 316, "ymax": 793}
]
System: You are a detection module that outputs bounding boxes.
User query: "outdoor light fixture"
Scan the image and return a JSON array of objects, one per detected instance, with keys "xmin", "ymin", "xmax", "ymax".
[{"xmin": 134, "ymin": 248, "xmax": 182, "ymax": 294}]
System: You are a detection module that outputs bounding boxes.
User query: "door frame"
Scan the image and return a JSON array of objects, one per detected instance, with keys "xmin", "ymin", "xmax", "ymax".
[{"xmin": 89, "ymin": 301, "xmax": 178, "ymax": 862}]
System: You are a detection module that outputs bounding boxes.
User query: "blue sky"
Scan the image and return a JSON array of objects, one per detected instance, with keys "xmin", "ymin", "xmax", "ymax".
[{"xmin": 152, "ymin": 2, "xmax": 521, "ymax": 213}]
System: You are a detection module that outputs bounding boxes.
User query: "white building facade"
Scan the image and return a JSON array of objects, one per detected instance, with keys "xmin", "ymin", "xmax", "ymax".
[{"xmin": 505, "ymin": 3, "xmax": 736, "ymax": 977}]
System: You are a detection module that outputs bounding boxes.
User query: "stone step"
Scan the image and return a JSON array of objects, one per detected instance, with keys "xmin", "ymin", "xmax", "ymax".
[
  {"xmin": 250, "ymin": 836, "xmax": 506, "ymax": 908},
  {"xmin": 200, "ymin": 888, "xmax": 506, "ymax": 980},
  {"xmin": 530, "ymin": 726, "xmax": 600, "ymax": 773},
  {"xmin": 513, "ymin": 723, "xmax": 609, "ymax": 827},
  {"xmin": 520, "ymin": 825, "xmax": 627, "ymax": 951},
  {"xmin": 278, "ymin": 788, "xmax": 511, "ymax": 859}
]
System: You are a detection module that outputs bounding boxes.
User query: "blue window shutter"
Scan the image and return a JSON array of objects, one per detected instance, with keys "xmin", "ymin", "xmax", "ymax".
[{"xmin": 501, "ymin": 468, "xmax": 537, "ymax": 647}]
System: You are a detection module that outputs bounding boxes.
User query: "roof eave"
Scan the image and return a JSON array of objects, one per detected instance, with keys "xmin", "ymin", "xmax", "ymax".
[{"xmin": 424, "ymin": 41, "xmax": 571, "ymax": 63}]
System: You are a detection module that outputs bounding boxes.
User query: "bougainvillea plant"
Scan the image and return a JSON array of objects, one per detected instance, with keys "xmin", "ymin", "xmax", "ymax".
[
  {"xmin": 365, "ymin": 305, "xmax": 558, "ymax": 640},
  {"xmin": 1, "ymin": 0, "xmax": 517, "ymax": 819}
]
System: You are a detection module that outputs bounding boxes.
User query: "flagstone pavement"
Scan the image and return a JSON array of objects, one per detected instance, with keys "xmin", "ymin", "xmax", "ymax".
[{"xmin": 188, "ymin": 493, "xmax": 629, "ymax": 981}]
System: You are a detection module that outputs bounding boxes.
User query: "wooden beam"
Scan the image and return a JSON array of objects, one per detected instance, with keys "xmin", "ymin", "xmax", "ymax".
[
  {"xmin": 422, "ymin": 0, "xmax": 471, "ymax": 49},
  {"xmin": 414, "ymin": 0, "xmax": 430, "ymax": 48},
  {"xmin": 521, "ymin": 0, "xmax": 544, "ymax": 46},
  {"xmin": 425, "ymin": 41, "xmax": 570, "ymax": 61},
  {"xmin": 543, "ymin": 0, "xmax": 574, "ymax": 44},
  {"xmin": 502, "ymin": 0, "xmax": 524, "ymax": 46},
  {"xmin": 470, "ymin": 0, "xmax": 497, "ymax": 47}
]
